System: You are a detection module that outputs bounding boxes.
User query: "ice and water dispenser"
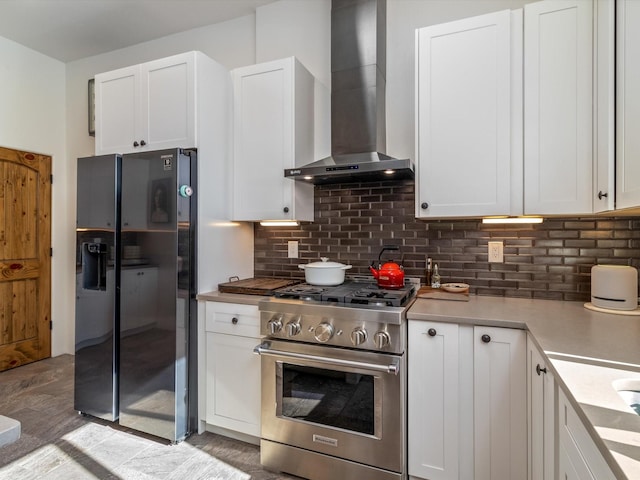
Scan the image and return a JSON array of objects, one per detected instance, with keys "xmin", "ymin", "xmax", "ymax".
[{"xmin": 81, "ymin": 241, "xmax": 108, "ymax": 290}]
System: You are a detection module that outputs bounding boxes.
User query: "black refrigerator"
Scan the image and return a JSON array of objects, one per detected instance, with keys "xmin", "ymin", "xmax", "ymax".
[{"xmin": 74, "ymin": 148, "xmax": 197, "ymax": 443}]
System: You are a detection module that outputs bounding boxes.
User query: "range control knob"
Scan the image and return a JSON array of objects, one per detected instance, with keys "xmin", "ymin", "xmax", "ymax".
[
  {"xmin": 267, "ymin": 316, "xmax": 283, "ymax": 335},
  {"xmin": 314, "ymin": 323, "xmax": 334, "ymax": 343},
  {"xmin": 286, "ymin": 320, "xmax": 301, "ymax": 337},
  {"xmin": 350, "ymin": 328, "xmax": 368, "ymax": 346},
  {"xmin": 374, "ymin": 331, "xmax": 391, "ymax": 349}
]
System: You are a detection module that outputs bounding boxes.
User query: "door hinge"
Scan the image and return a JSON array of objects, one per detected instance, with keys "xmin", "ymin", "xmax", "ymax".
[
  {"xmin": 50, "ymin": 174, "xmax": 53, "ymax": 184},
  {"xmin": 50, "ymin": 248, "xmax": 53, "ymax": 256},
  {"xmin": 50, "ymin": 320, "xmax": 53, "ymax": 330}
]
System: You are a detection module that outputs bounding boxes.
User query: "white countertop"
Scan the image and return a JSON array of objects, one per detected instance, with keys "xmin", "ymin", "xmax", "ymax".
[{"xmin": 408, "ymin": 295, "xmax": 640, "ymax": 480}]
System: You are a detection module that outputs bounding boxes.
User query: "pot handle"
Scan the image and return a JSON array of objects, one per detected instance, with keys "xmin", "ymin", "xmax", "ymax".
[{"xmin": 378, "ymin": 245, "xmax": 401, "ymax": 266}]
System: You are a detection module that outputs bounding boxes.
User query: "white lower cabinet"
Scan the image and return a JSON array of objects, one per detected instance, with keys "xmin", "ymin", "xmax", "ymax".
[
  {"xmin": 558, "ymin": 389, "xmax": 617, "ymax": 480},
  {"xmin": 473, "ymin": 325, "xmax": 527, "ymax": 480},
  {"xmin": 408, "ymin": 321, "xmax": 526, "ymax": 480},
  {"xmin": 203, "ymin": 301, "xmax": 262, "ymax": 439},
  {"xmin": 408, "ymin": 321, "xmax": 460, "ymax": 480},
  {"xmin": 527, "ymin": 336, "xmax": 555, "ymax": 480}
]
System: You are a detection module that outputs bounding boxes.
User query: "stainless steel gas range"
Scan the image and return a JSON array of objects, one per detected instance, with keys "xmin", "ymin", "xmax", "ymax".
[{"xmin": 255, "ymin": 278, "xmax": 417, "ymax": 480}]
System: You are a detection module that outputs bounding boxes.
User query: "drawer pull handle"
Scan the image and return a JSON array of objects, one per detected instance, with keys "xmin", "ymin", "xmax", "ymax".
[
  {"xmin": 232, "ymin": 317, "xmax": 239, "ymax": 325},
  {"xmin": 481, "ymin": 334, "xmax": 491, "ymax": 343},
  {"xmin": 536, "ymin": 364, "xmax": 547, "ymax": 376}
]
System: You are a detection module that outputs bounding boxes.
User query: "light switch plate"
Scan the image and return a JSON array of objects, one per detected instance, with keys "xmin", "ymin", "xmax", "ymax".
[{"xmin": 288, "ymin": 241, "xmax": 299, "ymax": 259}]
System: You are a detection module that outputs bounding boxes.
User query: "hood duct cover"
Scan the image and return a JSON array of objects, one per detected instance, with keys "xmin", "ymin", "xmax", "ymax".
[{"xmin": 285, "ymin": 0, "xmax": 413, "ymax": 185}]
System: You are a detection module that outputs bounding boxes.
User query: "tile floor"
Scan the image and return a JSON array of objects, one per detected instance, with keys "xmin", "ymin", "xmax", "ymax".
[{"xmin": 0, "ymin": 355, "xmax": 298, "ymax": 479}]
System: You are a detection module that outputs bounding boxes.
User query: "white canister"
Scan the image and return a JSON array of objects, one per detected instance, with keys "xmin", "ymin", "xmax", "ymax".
[{"xmin": 591, "ymin": 265, "xmax": 638, "ymax": 310}]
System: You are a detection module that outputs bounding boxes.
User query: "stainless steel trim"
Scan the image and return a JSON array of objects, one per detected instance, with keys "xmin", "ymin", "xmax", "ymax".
[
  {"xmin": 261, "ymin": 439, "xmax": 404, "ymax": 480},
  {"xmin": 254, "ymin": 342, "xmax": 400, "ymax": 375}
]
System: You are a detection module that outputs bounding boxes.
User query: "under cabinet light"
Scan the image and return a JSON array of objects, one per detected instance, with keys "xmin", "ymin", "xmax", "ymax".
[
  {"xmin": 259, "ymin": 220, "xmax": 300, "ymax": 227},
  {"xmin": 482, "ymin": 217, "xmax": 544, "ymax": 224}
]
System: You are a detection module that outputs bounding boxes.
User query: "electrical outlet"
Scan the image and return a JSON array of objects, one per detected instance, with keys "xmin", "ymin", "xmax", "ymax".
[
  {"xmin": 288, "ymin": 241, "xmax": 299, "ymax": 259},
  {"xmin": 488, "ymin": 241, "xmax": 504, "ymax": 263}
]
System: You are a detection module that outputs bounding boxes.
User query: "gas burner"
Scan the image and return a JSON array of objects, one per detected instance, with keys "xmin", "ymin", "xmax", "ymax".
[
  {"xmin": 288, "ymin": 285, "xmax": 326, "ymax": 294},
  {"xmin": 274, "ymin": 283, "xmax": 328, "ymax": 301}
]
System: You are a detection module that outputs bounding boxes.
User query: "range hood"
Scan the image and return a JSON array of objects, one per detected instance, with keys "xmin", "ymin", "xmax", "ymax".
[{"xmin": 285, "ymin": 0, "xmax": 413, "ymax": 185}]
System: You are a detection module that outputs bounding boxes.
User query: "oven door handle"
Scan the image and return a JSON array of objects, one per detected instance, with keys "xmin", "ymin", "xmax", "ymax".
[{"xmin": 253, "ymin": 343, "xmax": 400, "ymax": 375}]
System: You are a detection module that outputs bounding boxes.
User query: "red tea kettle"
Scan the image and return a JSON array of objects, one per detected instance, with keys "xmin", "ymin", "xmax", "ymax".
[{"xmin": 369, "ymin": 246, "xmax": 405, "ymax": 289}]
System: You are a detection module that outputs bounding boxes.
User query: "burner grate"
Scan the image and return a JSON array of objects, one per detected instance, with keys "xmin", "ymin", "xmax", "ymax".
[{"xmin": 274, "ymin": 281, "xmax": 416, "ymax": 307}]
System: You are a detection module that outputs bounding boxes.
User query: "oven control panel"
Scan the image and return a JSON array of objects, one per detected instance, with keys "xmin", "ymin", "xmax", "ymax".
[{"xmin": 260, "ymin": 311, "xmax": 405, "ymax": 354}]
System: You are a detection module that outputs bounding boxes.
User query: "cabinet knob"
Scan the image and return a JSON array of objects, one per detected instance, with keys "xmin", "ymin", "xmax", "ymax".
[
  {"xmin": 481, "ymin": 334, "xmax": 491, "ymax": 343},
  {"xmin": 283, "ymin": 206, "xmax": 290, "ymax": 213},
  {"xmin": 421, "ymin": 202, "xmax": 429, "ymax": 210},
  {"xmin": 536, "ymin": 364, "xmax": 547, "ymax": 376},
  {"xmin": 133, "ymin": 141, "xmax": 139, "ymax": 147},
  {"xmin": 427, "ymin": 328, "xmax": 437, "ymax": 337},
  {"xmin": 232, "ymin": 317, "xmax": 239, "ymax": 325},
  {"xmin": 140, "ymin": 140, "xmax": 146, "ymax": 146},
  {"xmin": 598, "ymin": 191, "xmax": 608, "ymax": 200}
]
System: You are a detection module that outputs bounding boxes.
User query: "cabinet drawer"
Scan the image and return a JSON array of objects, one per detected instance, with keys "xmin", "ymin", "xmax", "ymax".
[{"xmin": 205, "ymin": 302, "xmax": 260, "ymax": 337}]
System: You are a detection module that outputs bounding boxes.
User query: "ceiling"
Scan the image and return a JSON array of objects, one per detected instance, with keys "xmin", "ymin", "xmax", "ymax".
[{"xmin": 0, "ymin": 0, "xmax": 278, "ymax": 62}]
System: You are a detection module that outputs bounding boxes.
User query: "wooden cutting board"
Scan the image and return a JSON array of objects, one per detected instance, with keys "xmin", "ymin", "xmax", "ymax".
[
  {"xmin": 218, "ymin": 277, "xmax": 301, "ymax": 295},
  {"xmin": 417, "ymin": 286, "xmax": 470, "ymax": 302}
]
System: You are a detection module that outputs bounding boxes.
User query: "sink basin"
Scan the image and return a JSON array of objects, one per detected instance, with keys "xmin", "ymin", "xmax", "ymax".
[{"xmin": 613, "ymin": 379, "xmax": 640, "ymax": 415}]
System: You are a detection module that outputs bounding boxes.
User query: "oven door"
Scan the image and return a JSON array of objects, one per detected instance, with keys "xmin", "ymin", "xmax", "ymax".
[{"xmin": 255, "ymin": 339, "xmax": 405, "ymax": 473}]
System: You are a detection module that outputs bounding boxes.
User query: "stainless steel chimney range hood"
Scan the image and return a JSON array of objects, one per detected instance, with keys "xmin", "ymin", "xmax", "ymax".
[{"xmin": 285, "ymin": 0, "xmax": 413, "ymax": 185}]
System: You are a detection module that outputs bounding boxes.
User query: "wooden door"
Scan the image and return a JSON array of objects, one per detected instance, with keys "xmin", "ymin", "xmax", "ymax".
[{"xmin": 0, "ymin": 146, "xmax": 51, "ymax": 370}]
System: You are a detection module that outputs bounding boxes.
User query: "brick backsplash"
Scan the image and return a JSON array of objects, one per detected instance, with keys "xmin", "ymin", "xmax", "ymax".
[{"xmin": 254, "ymin": 179, "xmax": 640, "ymax": 301}]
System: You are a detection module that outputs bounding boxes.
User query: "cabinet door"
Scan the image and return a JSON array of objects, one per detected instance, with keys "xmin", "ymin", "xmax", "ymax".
[
  {"xmin": 232, "ymin": 58, "xmax": 314, "ymax": 222},
  {"xmin": 408, "ymin": 321, "xmax": 459, "ymax": 480},
  {"xmin": 527, "ymin": 336, "xmax": 555, "ymax": 480},
  {"xmin": 558, "ymin": 389, "xmax": 617, "ymax": 480},
  {"xmin": 205, "ymin": 332, "xmax": 261, "ymax": 437},
  {"xmin": 141, "ymin": 53, "xmax": 196, "ymax": 151},
  {"xmin": 474, "ymin": 326, "xmax": 526, "ymax": 480},
  {"xmin": 524, "ymin": 0, "xmax": 593, "ymax": 215},
  {"xmin": 95, "ymin": 65, "xmax": 139, "ymax": 155},
  {"xmin": 415, "ymin": 10, "xmax": 520, "ymax": 218},
  {"xmin": 616, "ymin": 0, "xmax": 640, "ymax": 209}
]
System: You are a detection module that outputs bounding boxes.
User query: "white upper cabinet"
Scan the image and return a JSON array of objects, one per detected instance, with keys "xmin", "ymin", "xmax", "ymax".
[
  {"xmin": 415, "ymin": 0, "xmax": 614, "ymax": 218},
  {"xmin": 231, "ymin": 57, "xmax": 315, "ymax": 222},
  {"xmin": 95, "ymin": 52, "xmax": 196, "ymax": 155},
  {"xmin": 616, "ymin": 0, "xmax": 640, "ymax": 210},
  {"xmin": 524, "ymin": 0, "xmax": 594, "ymax": 215},
  {"xmin": 415, "ymin": 10, "xmax": 522, "ymax": 219}
]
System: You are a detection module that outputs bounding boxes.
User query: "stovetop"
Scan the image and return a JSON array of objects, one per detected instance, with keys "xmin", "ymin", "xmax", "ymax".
[
  {"xmin": 274, "ymin": 277, "xmax": 416, "ymax": 307},
  {"xmin": 258, "ymin": 277, "xmax": 418, "ymax": 354}
]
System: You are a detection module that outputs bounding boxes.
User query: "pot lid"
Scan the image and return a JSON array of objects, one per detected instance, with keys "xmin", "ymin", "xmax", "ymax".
[{"xmin": 299, "ymin": 257, "xmax": 352, "ymax": 269}]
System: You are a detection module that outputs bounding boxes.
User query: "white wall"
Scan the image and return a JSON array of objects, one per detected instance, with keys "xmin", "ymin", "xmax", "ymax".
[{"xmin": 0, "ymin": 35, "xmax": 68, "ymax": 357}]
